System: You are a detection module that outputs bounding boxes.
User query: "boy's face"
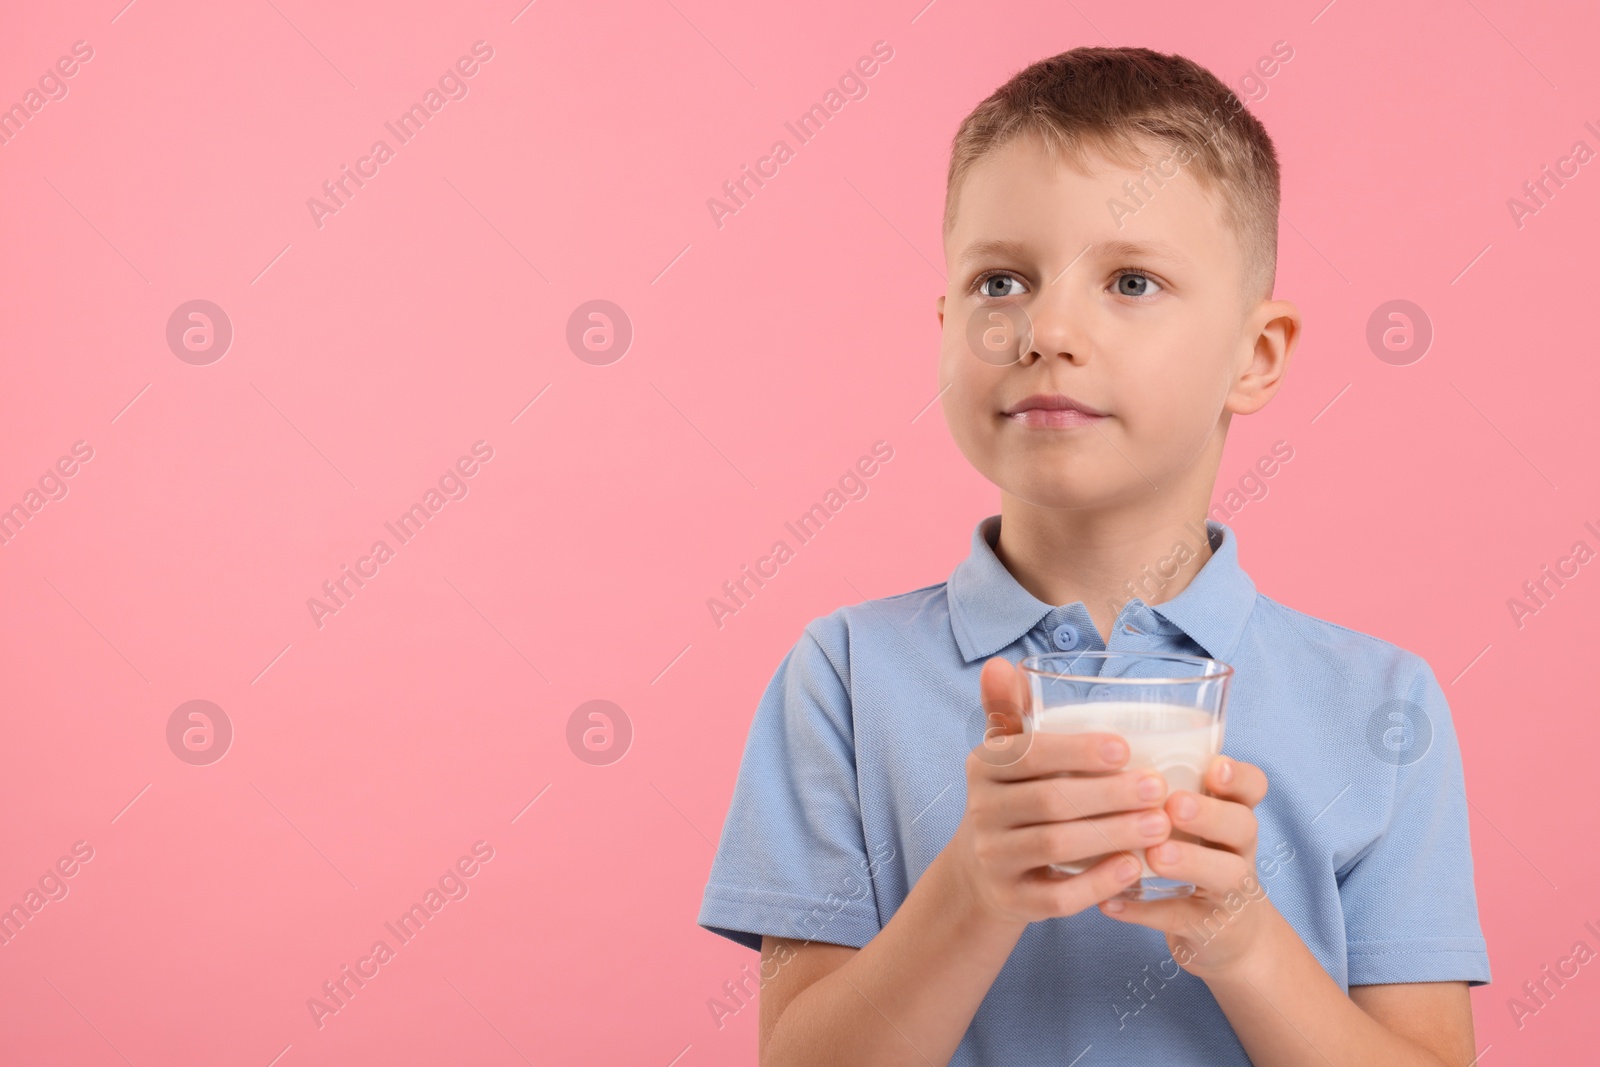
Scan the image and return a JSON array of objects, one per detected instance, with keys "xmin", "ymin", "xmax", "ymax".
[{"xmin": 936, "ymin": 133, "xmax": 1296, "ymax": 516}]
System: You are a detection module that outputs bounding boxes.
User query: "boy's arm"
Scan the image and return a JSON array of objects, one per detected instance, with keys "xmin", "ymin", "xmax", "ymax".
[
  {"xmin": 1203, "ymin": 907, "xmax": 1476, "ymax": 1066},
  {"xmin": 1350, "ymin": 983, "xmax": 1476, "ymax": 1062},
  {"xmin": 758, "ymin": 846, "xmax": 1028, "ymax": 1067}
]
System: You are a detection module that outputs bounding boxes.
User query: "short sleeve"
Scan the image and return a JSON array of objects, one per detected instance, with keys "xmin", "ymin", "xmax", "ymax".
[
  {"xmin": 1338, "ymin": 657, "xmax": 1492, "ymax": 987},
  {"xmin": 696, "ymin": 623, "xmax": 884, "ymax": 952}
]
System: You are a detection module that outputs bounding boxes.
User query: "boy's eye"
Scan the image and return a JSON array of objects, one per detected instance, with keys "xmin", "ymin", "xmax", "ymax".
[
  {"xmin": 974, "ymin": 272, "xmax": 1026, "ymax": 299},
  {"xmin": 1114, "ymin": 271, "xmax": 1163, "ymax": 298}
]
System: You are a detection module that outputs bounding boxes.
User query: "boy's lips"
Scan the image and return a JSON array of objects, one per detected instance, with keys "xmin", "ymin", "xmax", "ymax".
[{"xmin": 1002, "ymin": 393, "xmax": 1109, "ymax": 428}]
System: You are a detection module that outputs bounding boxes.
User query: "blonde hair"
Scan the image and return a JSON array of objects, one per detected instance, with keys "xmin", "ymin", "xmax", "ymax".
[{"xmin": 944, "ymin": 46, "xmax": 1282, "ymax": 302}]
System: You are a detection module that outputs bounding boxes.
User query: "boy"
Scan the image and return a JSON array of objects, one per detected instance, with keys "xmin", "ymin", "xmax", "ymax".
[{"xmin": 697, "ymin": 46, "xmax": 1489, "ymax": 1066}]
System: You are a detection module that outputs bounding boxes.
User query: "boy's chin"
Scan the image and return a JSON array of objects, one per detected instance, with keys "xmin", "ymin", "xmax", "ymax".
[{"xmin": 998, "ymin": 477, "xmax": 1123, "ymax": 513}]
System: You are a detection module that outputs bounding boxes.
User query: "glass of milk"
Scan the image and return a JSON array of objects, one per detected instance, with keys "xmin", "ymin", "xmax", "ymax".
[{"xmin": 1018, "ymin": 651, "xmax": 1233, "ymax": 900}]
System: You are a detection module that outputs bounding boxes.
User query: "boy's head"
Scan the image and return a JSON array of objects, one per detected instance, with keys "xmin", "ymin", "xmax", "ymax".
[{"xmin": 936, "ymin": 46, "xmax": 1300, "ymax": 518}]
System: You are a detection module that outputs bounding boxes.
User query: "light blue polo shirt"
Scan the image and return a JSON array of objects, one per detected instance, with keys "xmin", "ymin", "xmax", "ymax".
[{"xmin": 697, "ymin": 515, "xmax": 1491, "ymax": 1064}]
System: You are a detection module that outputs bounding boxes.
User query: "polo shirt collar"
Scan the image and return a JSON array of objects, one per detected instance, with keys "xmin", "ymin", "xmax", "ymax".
[{"xmin": 947, "ymin": 514, "xmax": 1258, "ymax": 664}]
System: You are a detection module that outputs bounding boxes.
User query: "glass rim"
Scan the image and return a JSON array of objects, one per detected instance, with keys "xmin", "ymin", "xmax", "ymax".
[{"xmin": 1018, "ymin": 650, "xmax": 1235, "ymax": 685}]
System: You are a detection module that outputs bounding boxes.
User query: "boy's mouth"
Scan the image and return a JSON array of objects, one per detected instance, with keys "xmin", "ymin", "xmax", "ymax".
[{"xmin": 1002, "ymin": 393, "xmax": 1109, "ymax": 428}]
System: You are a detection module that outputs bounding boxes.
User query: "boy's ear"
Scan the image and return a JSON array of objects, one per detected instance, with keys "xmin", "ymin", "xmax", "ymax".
[
  {"xmin": 1226, "ymin": 298, "xmax": 1301, "ymax": 416},
  {"xmin": 935, "ymin": 293, "xmax": 945, "ymax": 329}
]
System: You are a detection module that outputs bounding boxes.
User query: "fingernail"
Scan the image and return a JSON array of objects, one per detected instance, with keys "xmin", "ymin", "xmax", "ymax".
[
  {"xmin": 1218, "ymin": 758, "xmax": 1233, "ymax": 784},
  {"xmin": 1153, "ymin": 842, "xmax": 1179, "ymax": 863},
  {"xmin": 1103, "ymin": 898, "xmax": 1126, "ymax": 913},
  {"xmin": 1117, "ymin": 858, "xmax": 1141, "ymax": 880},
  {"xmin": 1139, "ymin": 811, "xmax": 1167, "ymax": 836},
  {"xmin": 1102, "ymin": 740, "xmax": 1128, "ymax": 764},
  {"xmin": 1136, "ymin": 774, "xmax": 1163, "ymax": 800},
  {"xmin": 1174, "ymin": 795, "xmax": 1198, "ymax": 821}
]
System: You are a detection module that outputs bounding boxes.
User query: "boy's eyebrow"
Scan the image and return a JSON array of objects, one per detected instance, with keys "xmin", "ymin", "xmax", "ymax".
[
  {"xmin": 1085, "ymin": 238, "xmax": 1190, "ymax": 265},
  {"xmin": 957, "ymin": 238, "xmax": 1035, "ymax": 267},
  {"xmin": 957, "ymin": 236, "xmax": 1191, "ymax": 272}
]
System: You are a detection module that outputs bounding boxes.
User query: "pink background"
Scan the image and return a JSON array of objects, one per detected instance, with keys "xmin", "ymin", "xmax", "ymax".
[{"xmin": 1, "ymin": 0, "xmax": 1595, "ymax": 1063}]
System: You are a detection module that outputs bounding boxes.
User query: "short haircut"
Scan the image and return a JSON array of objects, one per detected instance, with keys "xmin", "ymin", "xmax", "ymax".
[{"xmin": 944, "ymin": 46, "xmax": 1282, "ymax": 303}]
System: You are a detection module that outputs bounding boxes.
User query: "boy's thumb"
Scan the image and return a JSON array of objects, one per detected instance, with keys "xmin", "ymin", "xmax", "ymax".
[{"xmin": 979, "ymin": 656, "xmax": 1026, "ymax": 737}]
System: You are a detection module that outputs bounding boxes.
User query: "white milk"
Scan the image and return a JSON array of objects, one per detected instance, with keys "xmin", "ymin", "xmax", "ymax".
[{"xmin": 1031, "ymin": 701, "xmax": 1221, "ymax": 877}]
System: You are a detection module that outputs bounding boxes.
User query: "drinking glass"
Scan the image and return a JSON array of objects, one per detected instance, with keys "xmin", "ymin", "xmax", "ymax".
[{"xmin": 1018, "ymin": 650, "xmax": 1233, "ymax": 900}]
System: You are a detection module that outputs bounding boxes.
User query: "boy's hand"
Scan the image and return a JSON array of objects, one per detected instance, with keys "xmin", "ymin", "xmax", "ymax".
[
  {"xmin": 946, "ymin": 656, "xmax": 1174, "ymax": 925},
  {"xmin": 1096, "ymin": 750, "xmax": 1278, "ymax": 982}
]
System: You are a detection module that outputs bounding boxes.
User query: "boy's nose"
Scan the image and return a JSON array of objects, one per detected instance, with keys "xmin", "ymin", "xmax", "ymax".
[
  {"xmin": 1020, "ymin": 314, "xmax": 1092, "ymax": 366},
  {"xmin": 1019, "ymin": 285, "xmax": 1096, "ymax": 365}
]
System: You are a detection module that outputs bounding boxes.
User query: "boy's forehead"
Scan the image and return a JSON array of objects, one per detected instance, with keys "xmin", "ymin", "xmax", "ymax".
[{"xmin": 947, "ymin": 134, "xmax": 1235, "ymax": 268}]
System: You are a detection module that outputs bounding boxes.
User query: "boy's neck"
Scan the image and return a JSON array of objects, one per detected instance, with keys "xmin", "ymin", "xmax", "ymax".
[{"xmin": 992, "ymin": 495, "xmax": 1216, "ymax": 645}]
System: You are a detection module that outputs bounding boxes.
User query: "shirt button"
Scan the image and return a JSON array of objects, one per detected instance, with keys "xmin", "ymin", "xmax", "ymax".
[
  {"xmin": 1090, "ymin": 684, "xmax": 1113, "ymax": 700},
  {"xmin": 1051, "ymin": 623, "xmax": 1081, "ymax": 650}
]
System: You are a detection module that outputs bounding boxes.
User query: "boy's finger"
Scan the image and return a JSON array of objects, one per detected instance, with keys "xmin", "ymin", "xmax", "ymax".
[
  {"xmin": 979, "ymin": 656, "xmax": 1025, "ymax": 735},
  {"xmin": 979, "ymin": 730, "xmax": 1139, "ymax": 781},
  {"xmin": 1006, "ymin": 770, "xmax": 1168, "ymax": 826},
  {"xmin": 1143, "ymin": 837, "xmax": 1252, "ymax": 896},
  {"xmin": 1166, "ymin": 790, "xmax": 1257, "ymax": 854},
  {"xmin": 974, "ymin": 657, "xmax": 1141, "ymax": 780},
  {"xmin": 1206, "ymin": 755, "xmax": 1268, "ymax": 807},
  {"xmin": 1096, "ymin": 893, "xmax": 1185, "ymax": 933},
  {"xmin": 1021, "ymin": 851, "xmax": 1144, "ymax": 916},
  {"xmin": 972, "ymin": 657, "xmax": 1035, "ymax": 770}
]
